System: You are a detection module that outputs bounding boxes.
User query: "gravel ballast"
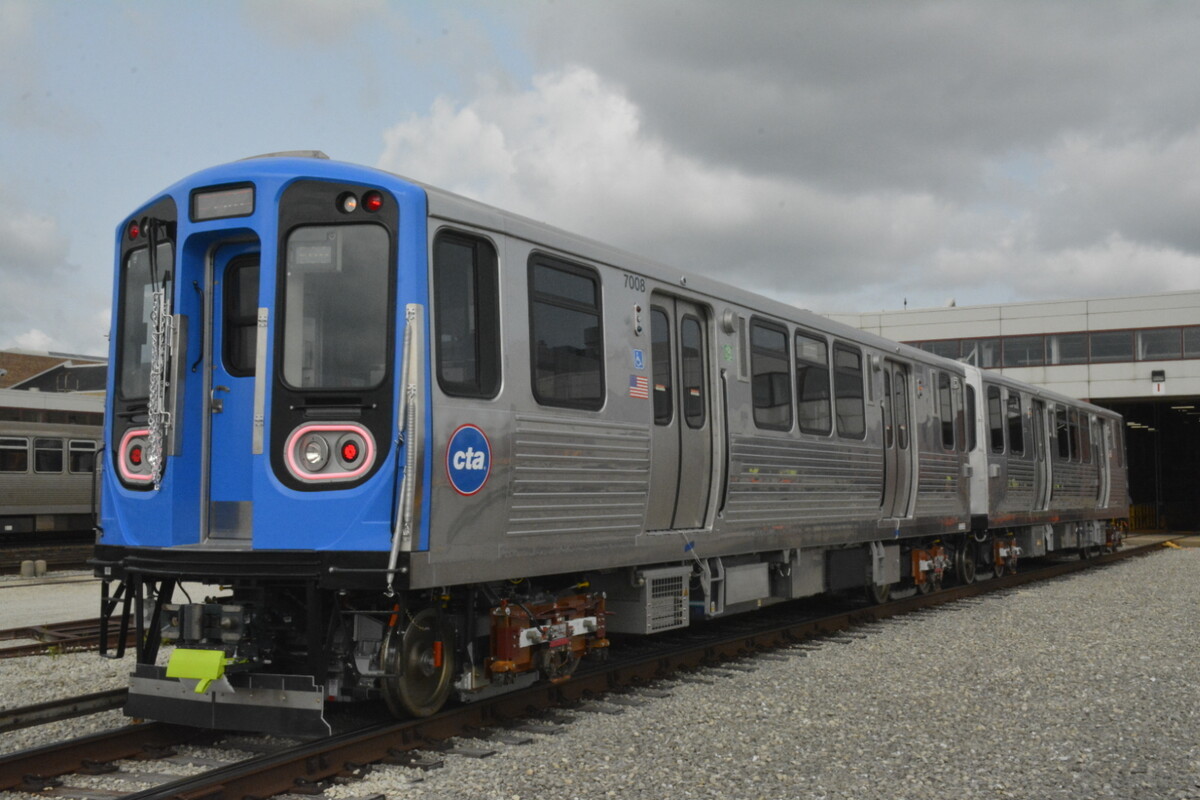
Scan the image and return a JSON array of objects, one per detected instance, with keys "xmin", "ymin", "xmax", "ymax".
[{"xmin": 4, "ymin": 549, "xmax": 1199, "ymax": 798}]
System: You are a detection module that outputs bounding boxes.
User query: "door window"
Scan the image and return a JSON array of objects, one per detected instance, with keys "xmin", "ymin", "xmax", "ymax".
[
  {"xmin": 223, "ymin": 257, "xmax": 260, "ymax": 377},
  {"xmin": 651, "ymin": 307, "xmax": 673, "ymax": 425},
  {"xmin": 680, "ymin": 316, "xmax": 706, "ymax": 429}
]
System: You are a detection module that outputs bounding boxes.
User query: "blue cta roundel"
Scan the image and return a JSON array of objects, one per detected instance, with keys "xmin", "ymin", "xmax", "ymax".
[{"xmin": 446, "ymin": 424, "xmax": 491, "ymax": 496}]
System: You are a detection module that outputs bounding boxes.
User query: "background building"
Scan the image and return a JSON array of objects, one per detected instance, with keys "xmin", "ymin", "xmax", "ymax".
[
  {"xmin": 830, "ymin": 290, "xmax": 1200, "ymax": 529},
  {"xmin": 0, "ymin": 349, "xmax": 107, "ymax": 395}
]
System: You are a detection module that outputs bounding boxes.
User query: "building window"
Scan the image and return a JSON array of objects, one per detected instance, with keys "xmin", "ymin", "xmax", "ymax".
[
  {"xmin": 1136, "ymin": 328, "xmax": 1181, "ymax": 361},
  {"xmin": 833, "ymin": 344, "xmax": 865, "ymax": 439},
  {"xmin": 795, "ymin": 331, "xmax": 831, "ymax": 435},
  {"xmin": 920, "ymin": 340, "xmax": 960, "ymax": 359},
  {"xmin": 750, "ymin": 320, "xmax": 792, "ymax": 431},
  {"xmin": 961, "ymin": 338, "xmax": 1000, "ymax": 368},
  {"xmin": 987, "ymin": 385, "xmax": 1004, "ymax": 453},
  {"xmin": 1002, "ymin": 335, "xmax": 1045, "ymax": 367},
  {"xmin": 1184, "ymin": 327, "xmax": 1200, "ymax": 358},
  {"xmin": 0, "ymin": 437, "xmax": 28, "ymax": 472},
  {"xmin": 1047, "ymin": 333, "xmax": 1088, "ymax": 365},
  {"xmin": 529, "ymin": 257, "xmax": 605, "ymax": 409},
  {"xmin": 434, "ymin": 231, "xmax": 501, "ymax": 398},
  {"xmin": 1089, "ymin": 331, "xmax": 1133, "ymax": 363}
]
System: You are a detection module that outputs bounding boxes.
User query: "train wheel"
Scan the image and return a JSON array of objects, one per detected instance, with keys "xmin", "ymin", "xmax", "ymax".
[
  {"xmin": 380, "ymin": 608, "xmax": 455, "ymax": 718},
  {"xmin": 955, "ymin": 541, "xmax": 977, "ymax": 584},
  {"xmin": 866, "ymin": 581, "xmax": 891, "ymax": 604}
]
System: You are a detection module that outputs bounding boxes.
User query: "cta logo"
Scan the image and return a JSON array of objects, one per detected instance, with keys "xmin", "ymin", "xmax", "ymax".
[{"xmin": 446, "ymin": 424, "xmax": 491, "ymax": 496}]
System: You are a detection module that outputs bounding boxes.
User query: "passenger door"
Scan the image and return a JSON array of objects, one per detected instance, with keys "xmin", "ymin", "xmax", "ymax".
[
  {"xmin": 647, "ymin": 296, "xmax": 713, "ymax": 530},
  {"xmin": 1031, "ymin": 399, "xmax": 1050, "ymax": 511},
  {"xmin": 880, "ymin": 360, "xmax": 914, "ymax": 519},
  {"xmin": 1097, "ymin": 417, "xmax": 1112, "ymax": 507},
  {"xmin": 204, "ymin": 243, "xmax": 261, "ymax": 542}
]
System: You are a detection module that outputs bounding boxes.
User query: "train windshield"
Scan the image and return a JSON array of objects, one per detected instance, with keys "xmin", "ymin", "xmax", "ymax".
[
  {"xmin": 281, "ymin": 224, "xmax": 390, "ymax": 389},
  {"xmin": 118, "ymin": 243, "xmax": 173, "ymax": 399}
]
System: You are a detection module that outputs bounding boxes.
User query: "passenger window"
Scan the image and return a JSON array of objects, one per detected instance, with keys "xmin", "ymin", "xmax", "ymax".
[
  {"xmin": 34, "ymin": 438, "xmax": 63, "ymax": 473},
  {"xmin": 1006, "ymin": 392, "xmax": 1025, "ymax": 456},
  {"xmin": 938, "ymin": 372, "xmax": 954, "ymax": 449},
  {"xmin": 1080, "ymin": 414, "xmax": 1092, "ymax": 463},
  {"xmin": 1055, "ymin": 407, "xmax": 1071, "ymax": 460},
  {"xmin": 882, "ymin": 371, "xmax": 893, "ymax": 448},
  {"xmin": 434, "ymin": 231, "xmax": 501, "ymax": 398},
  {"xmin": 750, "ymin": 320, "xmax": 792, "ymax": 430},
  {"xmin": 529, "ymin": 257, "xmax": 604, "ymax": 409},
  {"xmin": 0, "ymin": 437, "xmax": 28, "ymax": 472},
  {"xmin": 964, "ymin": 384, "xmax": 976, "ymax": 452},
  {"xmin": 69, "ymin": 440, "xmax": 97, "ymax": 474},
  {"xmin": 893, "ymin": 372, "xmax": 909, "ymax": 450},
  {"xmin": 795, "ymin": 332, "xmax": 831, "ymax": 435},
  {"xmin": 680, "ymin": 316, "xmax": 706, "ymax": 429},
  {"xmin": 833, "ymin": 344, "xmax": 865, "ymax": 439},
  {"xmin": 651, "ymin": 307, "xmax": 672, "ymax": 425},
  {"xmin": 1075, "ymin": 410, "xmax": 1084, "ymax": 460},
  {"xmin": 223, "ymin": 257, "xmax": 260, "ymax": 378},
  {"xmin": 987, "ymin": 386, "xmax": 1005, "ymax": 453}
]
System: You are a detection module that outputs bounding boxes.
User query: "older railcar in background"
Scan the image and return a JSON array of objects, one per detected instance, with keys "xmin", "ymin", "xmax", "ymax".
[
  {"xmin": 0, "ymin": 389, "xmax": 102, "ymax": 535},
  {"xmin": 93, "ymin": 153, "xmax": 1128, "ymax": 736}
]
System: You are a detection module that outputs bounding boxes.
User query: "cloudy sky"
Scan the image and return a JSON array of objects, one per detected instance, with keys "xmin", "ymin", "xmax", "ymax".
[{"xmin": 3, "ymin": 0, "xmax": 1200, "ymax": 357}]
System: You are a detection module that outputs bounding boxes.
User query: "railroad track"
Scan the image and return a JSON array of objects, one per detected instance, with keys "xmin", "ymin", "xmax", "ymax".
[
  {"xmin": 0, "ymin": 541, "xmax": 1172, "ymax": 799},
  {"xmin": 0, "ymin": 616, "xmax": 133, "ymax": 659}
]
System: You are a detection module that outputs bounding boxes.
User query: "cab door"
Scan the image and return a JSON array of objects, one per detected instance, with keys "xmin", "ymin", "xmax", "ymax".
[
  {"xmin": 647, "ymin": 296, "xmax": 713, "ymax": 530},
  {"xmin": 204, "ymin": 243, "xmax": 261, "ymax": 542}
]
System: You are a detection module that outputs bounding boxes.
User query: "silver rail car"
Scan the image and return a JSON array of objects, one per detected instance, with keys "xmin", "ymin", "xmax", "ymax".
[
  {"xmin": 414, "ymin": 187, "xmax": 1128, "ymax": 606},
  {"xmin": 1, "ymin": 389, "xmax": 102, "ymax": 534}
]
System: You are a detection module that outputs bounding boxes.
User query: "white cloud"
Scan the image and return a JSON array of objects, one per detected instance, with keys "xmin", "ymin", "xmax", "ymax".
[
  {"xmin": 378, "ymin": 61, "xmax": 1200, "ymax": 314},
  {"xmin": 12, "ymin": 328, "xmax": 56, "ymax": 351},
  {"xmin": 0, "ymin": 186, "xmax": 106, "ymax": 356},
  {"xmin": 379, "ymin": 66, "xmax": 960, "ymax": 298}
]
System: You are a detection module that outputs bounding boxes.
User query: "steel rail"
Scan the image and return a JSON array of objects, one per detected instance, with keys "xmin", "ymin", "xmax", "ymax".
[{"xmin": 0, "ymin": 688, "xmax": 129, "ymax": 735}]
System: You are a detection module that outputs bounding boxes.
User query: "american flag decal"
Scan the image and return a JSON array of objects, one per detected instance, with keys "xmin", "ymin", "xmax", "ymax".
[{"xmin": 629, "ymin": 374, "xmax": 649, "ymax": 399}]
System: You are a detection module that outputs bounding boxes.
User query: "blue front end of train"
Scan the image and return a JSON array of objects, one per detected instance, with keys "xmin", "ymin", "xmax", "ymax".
[{"xmin": 95, "ymin": 154, "xmax": 433, "ymax": 735}]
